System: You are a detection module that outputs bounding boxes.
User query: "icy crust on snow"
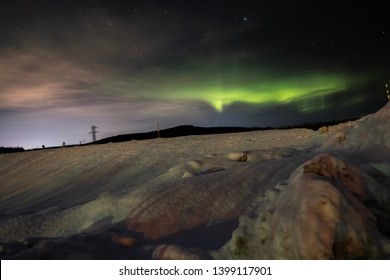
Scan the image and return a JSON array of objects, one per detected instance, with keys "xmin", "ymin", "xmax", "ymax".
[
  {"xmin": 0, "ymin": 129, "xmax": 321, "ymax": 259},
  {"xmin": 0, "ymin": 150, "xmax": 314, "ymax": 241},
  {"xmin": 214, "ymin": 153, "xmax": 390, "ymax": 259},
  {"xmin": 0, "ymin": 129, "xmax": 319, "ymax": 217}
]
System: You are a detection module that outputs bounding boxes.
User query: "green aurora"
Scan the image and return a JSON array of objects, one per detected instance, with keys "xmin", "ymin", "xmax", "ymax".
[
  {"xmin": 163, "ymin": 73, "xmax": 350, "ymax": 113},
  {"xmin": 107, "ymin": 63, "xmax": 370, "ymax": 114}
]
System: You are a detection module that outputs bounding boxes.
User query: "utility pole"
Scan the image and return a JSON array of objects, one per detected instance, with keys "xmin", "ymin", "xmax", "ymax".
[
  {"xmin": 89, "ymin": 125, "xmax": 99, "ymax": 142},
  {"xmin": 157, "ymin": 121, "xmax": 160, "ymax": 138}
]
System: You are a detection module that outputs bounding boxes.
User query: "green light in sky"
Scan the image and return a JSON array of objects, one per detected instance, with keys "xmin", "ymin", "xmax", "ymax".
[
  {"xmin": 159, "ymin": 73, "xmax": 351, "ymax": 113},
  {"xmin": 108, "ymin": 65, "xmax": 369, "ymax": 114}
]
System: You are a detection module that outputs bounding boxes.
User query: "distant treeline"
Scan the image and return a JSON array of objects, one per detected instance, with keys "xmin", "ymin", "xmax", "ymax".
[{"xmin": 0, "ymin": 146, "xmax": 25, "ymax": 154}]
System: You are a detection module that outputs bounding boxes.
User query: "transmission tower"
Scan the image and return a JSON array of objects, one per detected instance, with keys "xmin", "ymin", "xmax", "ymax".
[{"xmin": 89, "ymin": 125, "xmax": 99, "ymax": 142}]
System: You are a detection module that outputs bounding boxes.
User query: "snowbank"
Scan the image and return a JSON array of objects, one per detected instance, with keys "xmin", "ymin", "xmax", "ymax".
[
  {"xmin": 318, "ymin": 102, "xmax": 390, "ymax": 161},
  {"xmin": 215, "ymin": 153, "xmax": 390, "ymax": 259},
  {"xmin": 215, "ymin": 103, "xmax": 390, "ymax": 260}
]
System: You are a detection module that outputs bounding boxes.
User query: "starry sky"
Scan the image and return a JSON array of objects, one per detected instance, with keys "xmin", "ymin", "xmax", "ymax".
[{"xmin": 0, "ymin": 0, "xmax": 389, "ymax": 148}]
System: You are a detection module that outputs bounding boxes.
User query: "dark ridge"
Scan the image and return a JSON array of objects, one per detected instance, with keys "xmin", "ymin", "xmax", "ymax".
[
  {"xmin": 92, "ymin": 125, "xmax": 270, "ymax": 145},
  {"xmin": 93, "ymin": 118, "xmax": 358, "ymax": 145},
  {"xmin": 0, "ymin": 146, "xmax": 25, "ymax": 154}
]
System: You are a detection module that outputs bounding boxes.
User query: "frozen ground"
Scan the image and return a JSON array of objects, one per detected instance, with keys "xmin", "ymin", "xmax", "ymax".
[{"xmin": 1, "ymin": 103, "xmax": 390, "ymax": 259}]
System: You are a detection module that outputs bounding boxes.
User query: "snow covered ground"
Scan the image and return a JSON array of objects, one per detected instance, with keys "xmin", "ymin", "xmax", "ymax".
[{"xmin": 1, "ymin": 103, "xmax": 390, "ymax": 259}]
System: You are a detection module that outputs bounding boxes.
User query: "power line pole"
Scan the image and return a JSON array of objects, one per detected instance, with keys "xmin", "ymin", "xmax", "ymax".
[
  {"xmin": 89, "ymin": 125, "xmax": 99, "ymax": 142},
  {"xmin": 157, "ymin": 121, "xmax": 160, "ymax": 138}
]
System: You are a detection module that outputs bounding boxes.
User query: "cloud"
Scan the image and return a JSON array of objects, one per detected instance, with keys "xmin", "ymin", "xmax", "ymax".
[{"xmin": 0, "ymin": 47, "xmax": 100, "ymax": 109}]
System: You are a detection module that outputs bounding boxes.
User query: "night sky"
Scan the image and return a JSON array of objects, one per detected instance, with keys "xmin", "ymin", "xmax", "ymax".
[{"xmin": 1, "ymin": 0, "xmax": 389, "ymax": 148}]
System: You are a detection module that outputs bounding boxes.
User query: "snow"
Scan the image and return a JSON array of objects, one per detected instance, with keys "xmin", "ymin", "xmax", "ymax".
[
  {"xmin": 215, "ymin": 153, "xmax": 390, "ymax": 259},
  {"xmin": 1, "ymin": 103, "xmax": 390, "ymax": 259}
]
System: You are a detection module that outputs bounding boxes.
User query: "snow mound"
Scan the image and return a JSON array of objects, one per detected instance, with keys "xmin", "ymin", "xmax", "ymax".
[
  {"xmin": 319, "ymin": 102, "xmax": 390, "ymax": 161},
  {"xmin": 215, "ymin": 153, "xmax": 390, "ymax": 259}
]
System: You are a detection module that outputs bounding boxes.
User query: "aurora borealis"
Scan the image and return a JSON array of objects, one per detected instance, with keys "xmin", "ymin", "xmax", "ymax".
[{"xmin": 0, "ymin": 0, "xmax": 389, "ymax": 148}]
